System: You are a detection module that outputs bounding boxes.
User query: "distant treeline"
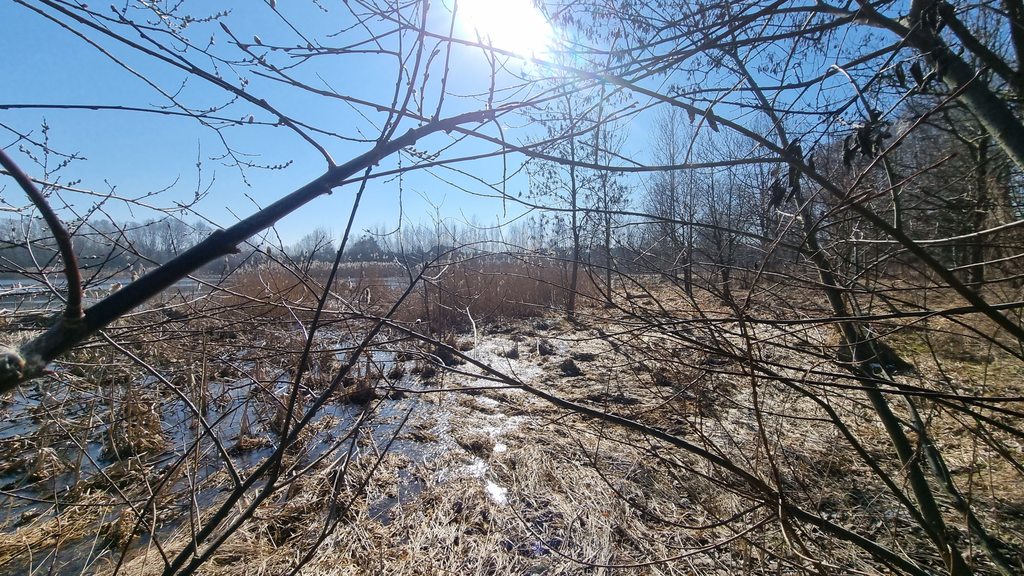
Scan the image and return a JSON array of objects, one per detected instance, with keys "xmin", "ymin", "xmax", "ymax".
[{"xmin": 0, "ymin": 212, "xmax": 768, "ymax": 283}]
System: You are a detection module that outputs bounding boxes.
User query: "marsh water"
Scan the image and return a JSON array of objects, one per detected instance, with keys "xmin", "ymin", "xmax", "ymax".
[
  {"xmin": 0, "ymin": 278, "xmax": 208, "ymax": 313},
  {"xmin": 0, "ymin": 282, "xmax": 444, "ymax": 574}
]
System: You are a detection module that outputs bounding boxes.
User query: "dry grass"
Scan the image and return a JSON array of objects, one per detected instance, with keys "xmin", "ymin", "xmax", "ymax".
[
  {"xmin": 0, "ymin": 491, "xmax": 123, "ymax": 568},
  {"xmin": 1, "ymin": 263, "xmax": 1022, "ymax": 575},
  {"xmin": 95, "ymin": 392, "xmax": 770, "ymax": 575},
  {"xmin": 223, "ymin": 264, "xmax": 398, "ymax": 319},
  {"xmin": 94, "ymin": 306, "xmax": 1022, "ymax": 573},
  {"xmin": 219, "ymin": 257, "xmax": 597, "ymax": 338},
  {"xmin": 395, "ymin": 259, "xmax": 603, "ymax": 334}
]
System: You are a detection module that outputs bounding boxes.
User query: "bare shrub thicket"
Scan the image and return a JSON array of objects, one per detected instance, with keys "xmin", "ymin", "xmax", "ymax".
[{"xmin": 1, "ymin": 1, "xmax": 1023, "ymax": 575}]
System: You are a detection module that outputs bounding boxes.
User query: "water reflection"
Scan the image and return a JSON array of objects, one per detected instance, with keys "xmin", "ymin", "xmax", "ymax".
[{"xmin": 0, "ymin": 278, "xmax": 207, "ymax": 313}]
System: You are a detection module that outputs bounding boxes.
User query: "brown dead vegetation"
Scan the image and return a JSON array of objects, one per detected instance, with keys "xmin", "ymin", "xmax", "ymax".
[{"xmin": 0, "ymin": 262, "xmax": 1021, "ymax": 575}]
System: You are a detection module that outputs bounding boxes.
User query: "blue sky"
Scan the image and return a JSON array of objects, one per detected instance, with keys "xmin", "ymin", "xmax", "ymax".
[
  {"xmin": 0, "ymin": 1, "xmax": 613, "ymax": 247},
  {"xmin": 0, "ymin": 1, "xmax": 893, "ymax": 254}
]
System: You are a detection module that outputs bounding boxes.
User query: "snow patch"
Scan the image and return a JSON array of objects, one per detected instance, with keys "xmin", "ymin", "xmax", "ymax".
[
  {"xmin": 465, "ymin": 459, "xmax": 487, "ymax": 478},
  {"xmin": 475, "ymin": 396, "xmax": 500, "ymax": 409},
  {"xmin": 480, "ymin": 415, "xmax": 526, "ymax": 437},
  {"xmin": 485, "ymin": 480, "xmax": 508, "ymax": 505}
]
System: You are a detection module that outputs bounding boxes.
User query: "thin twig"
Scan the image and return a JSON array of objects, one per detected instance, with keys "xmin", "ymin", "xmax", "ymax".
[
  {"xmin": 0, "ymin": 108, "xmax": 496, "ymax": 394},
  {"xmin": 0, "ymin": 147, "xmax": 83, "ymax": 319}
]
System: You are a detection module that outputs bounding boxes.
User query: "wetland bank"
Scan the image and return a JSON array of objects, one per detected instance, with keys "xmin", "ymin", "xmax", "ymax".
[{"xmin": 1, "ymin": 262, "xmax": 1022, "ymax": 575}]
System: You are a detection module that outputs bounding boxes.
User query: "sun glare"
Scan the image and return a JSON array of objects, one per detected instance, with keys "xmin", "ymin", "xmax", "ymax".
[{"xmin": 457, "ymin": 0, "xmax": 557, "ymax": 59}]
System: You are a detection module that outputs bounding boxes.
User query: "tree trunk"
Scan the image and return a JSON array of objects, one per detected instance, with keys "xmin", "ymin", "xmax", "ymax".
[
  {"xmin": 604, "ymin": 210, "xmax": 613, "ymax": 306},
  {"xmin": 860, "ymin": 2, "xmax": 1024, "ymax": 172},
  {"xmin": 967, "ymin": 139, "xmax": 989, "ymax": 286},
  {"xmin": 683, "ymin": 218, "xmax": 694, "ymax": 297},
  {"xmin": 567, "ymin": 160, "xmax": 580, "ymax": 320}
]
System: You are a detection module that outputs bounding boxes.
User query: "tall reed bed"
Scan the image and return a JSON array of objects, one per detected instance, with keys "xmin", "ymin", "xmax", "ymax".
[
  {"xmin": 225, "ymin": 256, "xmax": 602, "ymax": 334},
  {"xmin": 399, "ymin": 257, "xmax": 602, "ymax": 333}
]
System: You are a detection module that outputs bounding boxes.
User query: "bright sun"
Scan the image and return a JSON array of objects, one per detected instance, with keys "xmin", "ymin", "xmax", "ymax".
[{"xmin": 456, "ymin": 0, "xmax": 557, "ymax": 59}]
